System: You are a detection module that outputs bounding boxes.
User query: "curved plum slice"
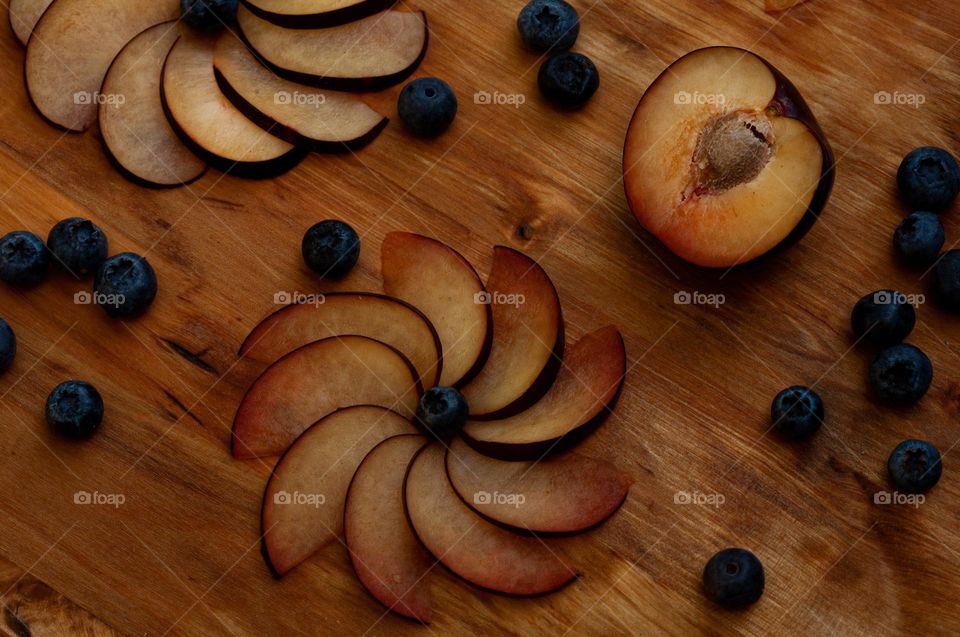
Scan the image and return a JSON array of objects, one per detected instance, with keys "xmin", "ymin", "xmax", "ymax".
[
  {"xmin": 460, "ymin": 246, "xmax": 563, "ymax": 419},
  {"xmin": 240, "ymin": 293, "xmax": 442, "ymax": 387},
  {"xmin": 261, "ymin": 406, "xmax": 416, "ymax": 577},
  {"xmin": 213, "ymin": 34, "xmax": 388, "ymax": 152},
  {"xmin": 345, "ymin": 435, "xmax": 432, "ymax": 622},
  {"xmin": 236, "ymin": 6, "xmax": 428, "ymax": 91},
  {"xmin": 25, "ymin": 0, "xmax": 179, "ymax": 131},
  {"xmin": 161, "ymin": 32, "xmax": 304, "ymax": 177},
  {"xmin": 382, "ymin": 233, "xmax": 491, "ymax": 388},
  {"xmin": 241, "ymin": 0, "xmax": 399, "ymax": 29},
  {"xmin": 445, "ymin": 438, "xmax": 631, "ymax": 533},
  {"xmin": 462, "ymin": 327, "xmax": 625, "ymax": 459},
  {"xmin": 9, "ymin": 0, "xmax": 54, "ymax": 46},
  {"xmin": 232, "ymin": 335, "xmax": 422, "ymax": 459},
  {"xmin": 404, "ymin": 445, "xmax": 578, "ymax": 595},
  {"xmin": 99, "ymin": 23, "xmax": 208, "ymax": 187}
]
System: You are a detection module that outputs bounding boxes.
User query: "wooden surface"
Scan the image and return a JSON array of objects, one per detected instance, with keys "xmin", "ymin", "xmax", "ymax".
[{"xmin": 0, "ymin": 0, "xmax": 958, "ymax": 635}]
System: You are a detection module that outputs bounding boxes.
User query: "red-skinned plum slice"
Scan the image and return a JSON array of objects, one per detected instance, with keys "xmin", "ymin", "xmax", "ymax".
[
  {"xmin": 9, "ymin": 0, "xmax": 54, "ymax": 45},
  {"xmin": 241, "ymin": 0, "xmax": 399, "ymax": 28}
]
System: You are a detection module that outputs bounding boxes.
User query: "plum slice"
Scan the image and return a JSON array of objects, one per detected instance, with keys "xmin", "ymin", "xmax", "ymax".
[
  {"xmin": 623, "ymin": 46, "xmax": 834, "ymax": 267},
  {"xmin": 25, "ymin": 0, "xmax": 180, "ymax": 131},
  {"xmin": 404, "ymin": 445, "xmax": 578, "ymax": 595},
  {"xmin": 445, "ymin": 438, "xmax": 631, "ymax": 533},
  {"xmin": 462, "ymin": 326, "xmax": 625, "ymax": 459},
  {"xmin": 241, "ymin": 0, "xmax": 399, "ymax": 29},
  {"xmin": 236, "ymin": 6, "xmax": 428, "ymax": 91},
  {"xmin": 99, "ymin": 23, "xmax": 207, "ymax": 187},
  {"xmin": 261, "ymin": 406, "xmax": 416, "ymax": 577},
  {"xmin": 9, "ymin": 0, "xmax": 54, "ymax": 45},
  {"xmin": 232, "ymin": 335, "xmax": 422, "ymax": 459},
  {"xmin": 345, "ymin": 435, "xmax": 433, "ymax": 622},
  {"xmin": 240, "ymin": 293, "xmax": 442, "ymax": 387},
  {"xmin": 213, "ymin": 34, "xmax": 388, "ymax": 152},
  {"xmin": 460, "ymin": 246, "xmax": 563, "ymax": 419},
  {"xmin": 161, "ymin": 32, "xmax": 305, "ymax": 177},
  {"xmin": 382, "ymin": 233, "xmax": 491, "ymax": 388}
]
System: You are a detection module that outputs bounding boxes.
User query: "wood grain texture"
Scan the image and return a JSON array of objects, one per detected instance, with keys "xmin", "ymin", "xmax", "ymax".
[{"xmin": 0, "ymin": 0, "xmax": 957, "ymax": 635}]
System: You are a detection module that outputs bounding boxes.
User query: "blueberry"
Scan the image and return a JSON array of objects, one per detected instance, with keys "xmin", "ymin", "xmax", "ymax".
[
  {"xmin": 0, "ymin": 231, "xmax": 49, "ymax": 287},
  {"xmin": 301, "ymin": 220, "xmax": 360, "ymax": 279},
  {"xmin": 932, "ymin": 249, "xmax": 960, "ymax": 311},
  {"xmin": 771, "ymin": 386, "xmax": 823, "ymax": 439},
  {"xmin": 416, "ymin": 387, "xmax": 468, "ymax": 440},
  {"xmin": 517, "ymin": 0, "xmax": 580, "ymax": 52},
  {"xmin": 538, "ymin": 52, "xmax": 599, "ymax": 107},
  {"xmin": 45, "ymin": 380, "xmax": 104, "ymax": 440},
  {"xmin": 850, "ymin": 290, "xmax": 916, "ymax": 348},
  {"xmin": 47, "ymin": 217, "xmax": 108, "ymax": 278},
  {"xmin": 888, "ymin": 439, "xmax": 942, "ymax": 494},
  {"xmin": 397, "ymin": 78, "xmax": 458, "ymax": 137},
  {"xmin": 0, "ymin": 319, "xmax": 15, "ymax": 374},
  {"xmin": 893, "ymin": 211, "xmax": 944, "ymax": 267},
  {"xmin": 869, "ymin": 344, "xmax": 932, "ymax": 405},
  {"xmin": 897, "ymin": 147, "xmax": 960, "ymax": 211},
  {"xmin": 181, "ymin": 0, "xmax": 238, "ymax": 31},
  {"xmin": 702, "ymin": 548, "xmax": 764, "ymax": 608},
  {"xmin": 93, "ymin": 253, "xmax": 158, "ymax": 319}
]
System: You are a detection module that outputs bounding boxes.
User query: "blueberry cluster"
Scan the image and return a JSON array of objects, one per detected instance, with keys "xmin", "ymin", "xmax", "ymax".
[{"xmin": 517, "ymin": 0, "xmax": 599, "ymax": 107}]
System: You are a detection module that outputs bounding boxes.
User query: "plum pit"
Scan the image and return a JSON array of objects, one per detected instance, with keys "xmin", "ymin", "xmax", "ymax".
[{"xmin": 688, "ymin": 110, "xmax": 774, "ymax": 197}]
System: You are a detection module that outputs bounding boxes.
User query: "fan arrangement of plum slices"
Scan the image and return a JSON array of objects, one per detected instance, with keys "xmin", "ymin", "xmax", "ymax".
[
  {"xmin": 10, "ymin": 0, "xmax": 428, "ymax": 185},
  {"xmin": 232, "ymin": 232, "xmax": 631, "ymax": 622}
]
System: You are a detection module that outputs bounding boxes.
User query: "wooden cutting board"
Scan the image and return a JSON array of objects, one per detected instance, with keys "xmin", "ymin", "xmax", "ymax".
[{"xmin": 0, "ymin": 0, "xmax": 958, "ymax": 635}]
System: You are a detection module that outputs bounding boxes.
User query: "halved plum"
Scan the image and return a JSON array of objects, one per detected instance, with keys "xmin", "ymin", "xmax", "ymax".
[
  {"xmin": 462, "ymin": 326, "xmax": 625, "ymax": 459},
  {"xmin": 241, "ymin": 0, "xmax": 399, "ymax": 29},
  {"xmin": 232, "ymin": 335, "xmax": 422, "ymax": 459},
  {"xmin": 9, "ymin": 0, "xmax": 54, "ymax": 45},
  {"xmin": 623, "ymin": 46, "xmax": 834, "ymax": 267},
  {"xmin": 99, "ymin": 22, "xmax": 208, "ymax": 187},
  {"xmin": 239, "ymin": 293, "xmax": 441, "ymax": 387},
  {"xmin": 404, "ymin": 445, "xmax": 578, "ymax": 595},
  {"xmin": 25, "ymin": 0, "xmax": 180, "ymax": 131},
  {"xmin": 236, "ymin": 6, "xmax": 428, "ymax": 91},
  {"xmin": 345, "ymin": 435, "xmax": 433, "ymax": 622},
  {"xmin": 445, "ymin": 438, "xmax": 631, "ymax": 533},
  {"xmin": 161, "ymin": 32, "xmax": 305, "ymax": 177},
  {"xmin": 213, "ymin": 34, "xmax": 388, "ymax": 152},
  {"xmin": 261, "ymin": 406, "xmax": 416, "ymax": 577},
  {"xmin": 460, "ymin": 246, "xmax": 563, "ymax": 419},
  {"xmin": 382, "ymin": 233, "xmax": 491, "ymax": 388}
]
